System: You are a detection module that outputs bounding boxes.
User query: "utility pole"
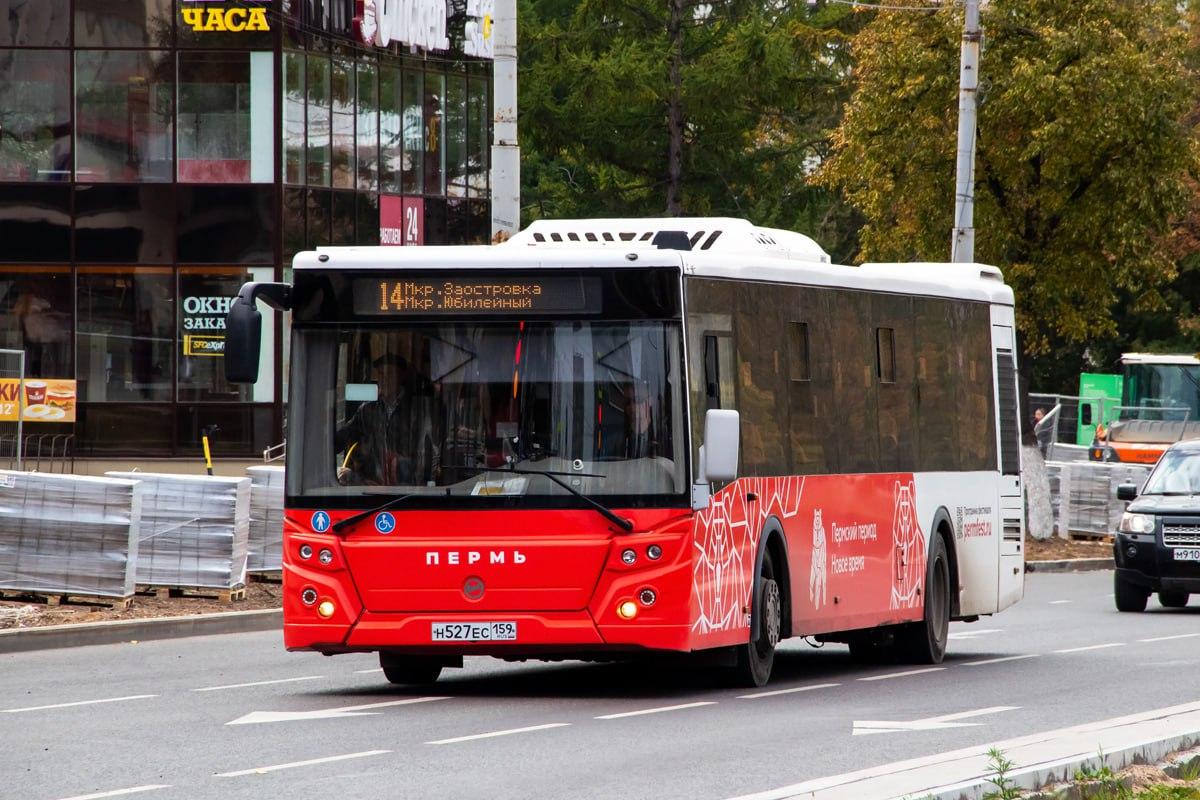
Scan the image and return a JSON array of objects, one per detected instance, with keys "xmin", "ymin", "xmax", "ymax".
[
  {"xmin": 951, "ymin": 0, "xmax": 980, "ymax": 263},
  {"xmin": 491, "ymin": 0, "xmax": 520, "ymax": 239}
]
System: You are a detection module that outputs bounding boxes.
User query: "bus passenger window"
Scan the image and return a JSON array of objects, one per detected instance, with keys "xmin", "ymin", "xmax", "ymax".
[
  {"xmin": 704, "ymin": 333, "xmax": 735, "ymax": 410},
  {"xmin": 876, "ymin": 327, "xmax": 896, "ymax": 384},
  {"xmin": 789, "ymin": 322, "xmax": 811, "ymax": 382}
]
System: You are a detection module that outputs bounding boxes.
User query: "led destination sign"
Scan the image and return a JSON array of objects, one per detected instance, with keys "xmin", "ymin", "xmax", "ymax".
[{"xmin": 353, "ymin": 277, "xmax": 602, "ymax": 315}]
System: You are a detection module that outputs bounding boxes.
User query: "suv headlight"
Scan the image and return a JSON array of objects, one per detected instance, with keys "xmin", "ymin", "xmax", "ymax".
[{"xmin": 1118, "ymin": 512, "xmax": 1155, "ymax": 534}]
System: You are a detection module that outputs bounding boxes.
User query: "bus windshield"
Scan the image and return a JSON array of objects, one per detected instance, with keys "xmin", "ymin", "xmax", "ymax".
[{"xmin": 288, "ymin": 320, "xmax": 687, "ymax": 503}]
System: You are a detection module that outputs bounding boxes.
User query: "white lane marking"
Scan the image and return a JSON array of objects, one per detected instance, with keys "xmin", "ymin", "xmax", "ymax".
[
  {"xmin": 595, "ymin": 701, "xmax": 717, "ymax": 719},
  {"xmin": 2, "ymin": 695, "xmax": 157, "ymax": 714},
  {"xmin": 195, "ymin": 676, "xmax": 324, "ymax": 692},
  {"xmin": 947, "ymin": 628, "xmax": 1001, "ymax": 640},
  {"xmin": 963, "ymin": 654, "xmax": 1040, "ymax": 667},
  {"xmin": 739, "ymin": 682, "xmax": 840, "ymax": 700},
  {"xmin": 427, "ymin": 723, "xmax": 570, "ymax": 745},
  {"xmin": 857, "ymin": 667, "xmax": 945, "ymax": 682},
  {"xmin": 216, "ymin": 750, "xmax": 391, "ymax": 777},
  {"xmin": 1048, "ymin": 600, "xmax": 1073, "ymax": 605},
  {"xmin": 227, "ymin": 696, "xmax": 449, "ymax": 725},
  {"xmin": 852, "ymin": 705, "xmax": 1019, "ymax": 736},
  {"xmin": 54, "ymin": 787, "xmax": 171, "ymax": 800},
  {"xmin": 1054, "ymin": 642, "xmax": 1125, "ymax": 654},
  {"xmin": 354, "ymin": 668, "xmax": 384, "ymax": 674},
  {"xmin": 1139, "ymin": 633, "xmax": 1200, "ymax": 643}
]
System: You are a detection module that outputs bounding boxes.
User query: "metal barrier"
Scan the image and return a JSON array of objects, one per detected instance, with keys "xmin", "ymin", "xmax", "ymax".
[
  {"xmin": 0, "ymin": 349, "xmax": 25, "ymax": 470},
  {"xmin": 0, "ymin": 433, "xmax": 75, "ymax": 473}
]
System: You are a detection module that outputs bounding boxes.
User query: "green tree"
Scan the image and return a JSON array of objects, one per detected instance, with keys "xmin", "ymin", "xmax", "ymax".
[
  {"xmin": 518, "ymin": 0, "xmax": 867, "ymax": 260},
  {"xmin": 817, "ymin": 0, "xmax": 1199, "ymax": 386}
]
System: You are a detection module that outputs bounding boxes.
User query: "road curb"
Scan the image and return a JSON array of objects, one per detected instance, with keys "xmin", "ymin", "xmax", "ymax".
[
  {"xmin": 0, "ymin": 608, "xmax": 281, "ymax": 654},
  {"xmin": 924, "ymin": 733, "xmax": 1200, "ymax": 800},
  {"xmin": 1025, "ymin": 558, "xmax": 1112, "ymax": 573}
]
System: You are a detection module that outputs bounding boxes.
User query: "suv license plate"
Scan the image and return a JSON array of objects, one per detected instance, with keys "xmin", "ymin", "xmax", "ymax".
[
  {"xmin": 431, "ymin": 622, "xmax": 517, "ymax": 642},
  {"xmin": 1172, "ymin": 548, "xmax": 1200, "ymax": 562}
]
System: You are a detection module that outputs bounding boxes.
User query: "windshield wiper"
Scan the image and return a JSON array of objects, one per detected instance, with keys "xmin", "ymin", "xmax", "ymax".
[
  {"xmin": 479, "ymin": 465, "xmax": 634, "ymax": 532},
  {"xmin": 332, "ymin": 492, "xmax": 426, "ymax": 534}
]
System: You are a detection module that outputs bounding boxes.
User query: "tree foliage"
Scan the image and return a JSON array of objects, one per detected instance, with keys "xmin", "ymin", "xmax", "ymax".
[
  {"xmin": 817, "ymin": 0, "xmax": 1199, "ymax": 381},
  {"xmin": 518, "ymin": 0, "xmax": 867, "ymax": 260}
]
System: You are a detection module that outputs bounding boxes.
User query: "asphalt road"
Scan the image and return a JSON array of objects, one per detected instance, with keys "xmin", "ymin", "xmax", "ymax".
[{"xmin": 3, "ymin": 570, "xmax": 1199, "ymax": 800}]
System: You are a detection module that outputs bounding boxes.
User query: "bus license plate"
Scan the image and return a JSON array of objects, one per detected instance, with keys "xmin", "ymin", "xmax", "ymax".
[
  {"xmin": 431, "ymin": 622, "xmax": 517, "ymax": 642},
  {"xmin": 1173, "ymin": 548, "xmax": 1200, "ymax": 562}
]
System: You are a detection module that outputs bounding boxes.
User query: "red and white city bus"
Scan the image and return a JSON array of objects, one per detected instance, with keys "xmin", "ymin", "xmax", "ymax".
[{"xmin": 226, "ymin": 218, "xmax": 1024, "ymax": 687}]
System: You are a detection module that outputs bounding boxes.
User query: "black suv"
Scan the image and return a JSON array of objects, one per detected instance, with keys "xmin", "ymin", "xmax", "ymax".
[{"xmin": 1113, "ymin": 439, "xmax": 1200, "ymax": 612}]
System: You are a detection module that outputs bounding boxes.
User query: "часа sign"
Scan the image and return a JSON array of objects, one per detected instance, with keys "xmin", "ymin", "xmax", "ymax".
[
  {"xmin": 355, "ymin": 0, "xmax": 449, "ymax": 51},
  {"xmin": 180, "ymin": 0, "xmax": 270, "ymax": 32}
]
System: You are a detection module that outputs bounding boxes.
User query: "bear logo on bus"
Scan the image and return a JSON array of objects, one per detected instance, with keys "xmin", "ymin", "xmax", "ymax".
[
  {"xmin": 890, "ymin": 479, "xmax": 926, "ymax": 610},
  {"xmin": 809, "ymin": 508, "xmax": 828, "ymax": 610}
]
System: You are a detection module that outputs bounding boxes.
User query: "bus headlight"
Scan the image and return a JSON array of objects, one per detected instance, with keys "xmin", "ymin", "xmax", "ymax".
[
  {"xmin": 1118, "ymin": 512, "xmax": 1155, "ymax": 534},
  {"xmin": 617, "ymin": 600, "xmax": 639, "ymax": 620},
  {"xmin": 317, "ymin": 600, "xmax": 336, "ymax": 618}
]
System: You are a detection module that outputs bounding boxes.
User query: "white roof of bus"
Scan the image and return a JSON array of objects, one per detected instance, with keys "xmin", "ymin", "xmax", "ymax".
[
  {"xmin": 299, "ymin": 217, "xmax": 1014, "ymax": 305},
  {"xmin": 1121, "ymin": 353, "xmax": 1200, "ymax": 365}
]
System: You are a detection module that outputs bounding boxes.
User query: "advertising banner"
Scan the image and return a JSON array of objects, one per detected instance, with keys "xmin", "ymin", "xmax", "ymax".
[{"xmin": 0, "ymin": 379, "xmax": 77, "ymax": 423}]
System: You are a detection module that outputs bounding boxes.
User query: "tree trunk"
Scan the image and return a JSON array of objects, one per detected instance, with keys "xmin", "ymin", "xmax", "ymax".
[{"xmin": 666, "ymin": 0, "xmax": 684, "ymax": 216}]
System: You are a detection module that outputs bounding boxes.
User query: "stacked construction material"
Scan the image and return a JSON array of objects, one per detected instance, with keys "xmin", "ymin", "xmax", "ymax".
[
  {"xmin": 246, "ymin": 466, "xmax": 284, "ymax": 573},
  {"xmin": 0, "ymin": 471, "xmax": 142, "ymax": 598},
  {"xmin": 1049, "ymin": 462, "xmax": 1152, "ymax": 537},
  {"xmin": 106, "ymin": 472, "xmax": 250, "ymax": 589}
]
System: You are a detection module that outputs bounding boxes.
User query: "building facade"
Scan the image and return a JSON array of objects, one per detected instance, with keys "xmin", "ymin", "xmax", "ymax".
[{"xmin": 0, "ymin": 0, "xmax": 494, "ymax": 462}]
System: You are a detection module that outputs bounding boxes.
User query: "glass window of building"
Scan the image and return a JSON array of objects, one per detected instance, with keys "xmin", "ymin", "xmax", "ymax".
[
  {"xmin": 75, "ymin": 0, "xmax": 173, "ymax": 48},
  {"xmin": 177, "ymin": 51, "xmax": 273, "ymax": 183},
  {"xmin": 423, "ymin": 72, "xmax": 445, "ymax": 196},
  {"xmin": 401, "ymin": 69, "xmax": 423, "ymax": 195},
  {"xmin": 77, "ymin": 266, "xmax": 175, "ymax": 402},
  {"xmin": 446, "ymin": 74, "xmax": 467, "ymax": 198},
  {"xmin": 468, "ymin": 77, "xmax": 489, "ymax": 198},
  {"xmin": 0, "ymin": 49, "xmax": 72, "ymax": 182},
  {"xmin": 379, "ymin": 62, "xmax": 401, "ymax": 192},
  {"xmin": 356, "ymin": 58, "xmax": 379, "ymax": 192},
  {"xmin": 0, "ymin": 186, "xmax": 71, "ymax": 261},
  {"xmin": 0, "ymin": 267, "xmax": 72, "ymax": 378},
  {"xmin": 178, "ymin": 266, "xmax": 274, "ymax": 403},
  {"xmin": 176, "ymin": 185, "xmax": 274, "ymax": 263},
  {"xmin": 306, "ymin": 54, "xmax": 331, "ymax": 186},
  {"xmin": 0, "ymin": 0, "xmax": 70, "ymax": 46},
  {"xmin": 283, "ymin": 51, "xmax": 306, "ymax": 185},
  {"xmin": 331, "ymin": 57, "xmax": 354, "ymax": 189},
  {"xmin": 75, "ymin": 51, "xmax": 174, "ymax": 183},
  {"xmin": 75, "ymin": 184, "xmax": 174, "ymax": 263}
]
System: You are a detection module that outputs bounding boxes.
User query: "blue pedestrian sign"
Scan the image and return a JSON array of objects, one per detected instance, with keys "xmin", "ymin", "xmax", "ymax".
[
  {"xmin": 311, "ymin": 510, "xmax": 331, "ymax": 533},
  {"xmin": 375, "ymin": 512, "xmax": 396, "ymax": 534}
]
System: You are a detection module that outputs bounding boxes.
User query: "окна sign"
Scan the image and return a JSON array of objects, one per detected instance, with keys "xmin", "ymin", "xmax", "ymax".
[
  {"xmin": 355, "ymin": 0, "xmax": 449, "ymax": 51},
  {"xmin": 181, "ymin": 0, "xmax": 270, "ymax": 32}
]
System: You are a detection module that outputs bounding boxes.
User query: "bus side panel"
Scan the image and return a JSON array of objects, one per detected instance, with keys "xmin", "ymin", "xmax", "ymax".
[
  {"xmin": 913, "ymin": 471, "xmax": 1001, "ymax": 617},
  {"xmin": 688, "ymin": 472, "xmax": 926, "ymax": 650}
]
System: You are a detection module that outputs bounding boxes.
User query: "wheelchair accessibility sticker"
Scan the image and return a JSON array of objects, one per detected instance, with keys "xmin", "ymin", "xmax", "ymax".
[
  {"xmin": 375, "ymin": 512, "xmax": 396, "ymax": 534},
  {"xmin": 311, "ymin": 510, "xmax": 331, "ymax": 533}
]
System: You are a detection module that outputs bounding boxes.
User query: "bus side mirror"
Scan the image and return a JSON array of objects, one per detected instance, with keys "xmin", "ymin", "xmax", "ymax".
[
  {"xmin": 225, "ymin": 282, "xmax": 292, "ymax": 385},
  {"xmin": 1116, "ymin": 483, "xmax": 1138, "ymax": 502},
  {"xmin": 701, "ymin": 409, "xmax": 740, "ymax": 482},
  {"xmin": 1081, "ymin": 404, "xmax": 1093, "ymax": 426}
]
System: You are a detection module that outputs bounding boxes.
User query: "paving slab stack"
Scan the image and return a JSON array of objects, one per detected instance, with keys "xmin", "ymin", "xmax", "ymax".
[
  {"xmin": 246, "ymin": 466, "xmax": 285, "ymax": 573},
  {"xmin": 1046, "ymin": 461, "xmax": 1151, "ymax": 537},
  {"xmin": 0, "ymin": 471, "xmax": 142, "ymax": 599},
  {"xmin": 106, "ymin": 472, "xmax": 250, "ymax": 590}
]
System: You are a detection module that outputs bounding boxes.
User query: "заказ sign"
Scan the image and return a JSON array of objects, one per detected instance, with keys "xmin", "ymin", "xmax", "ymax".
[
  {"xmin": 354, "ymin": 0, "xmax": 449, "ymax": 51},
  {"xmin": 180, "ymin": 0, "xmax": 270, "ymax": 32}
]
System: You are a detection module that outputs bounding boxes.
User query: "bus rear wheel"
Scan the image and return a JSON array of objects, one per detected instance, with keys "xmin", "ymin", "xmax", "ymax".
[
  {"xmin": 730, "ymin": 550, "xmax": 781, "ymax": 688},
  {"xmin": 379, "ymin": 652, "xmax": 444, "ymax": 685},
  {"xmin": 896, "ymin": 534, "xmax": 950, "ymax": 664}
]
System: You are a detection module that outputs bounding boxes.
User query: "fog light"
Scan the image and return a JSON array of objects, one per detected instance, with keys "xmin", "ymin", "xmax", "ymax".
[
  {"xmin": 318, "ymin": 548, "xmax": 333, "ymax": 565},
  {"xmin": 1126, "ymin": 544, "xmax": 1138, "ymax": 558},
  {"xmin": 647, "ymin": 545, "xmax": 663, "ymax": 560},
  {"xmin": 617, "ymin": 600, "xmax": 639, "ymax": 620},
  {"xmin": 638, "ymin": 588, "xmax": 657, "ymax": 606},
  {"xmin": 621, "ymin": 549, "xmax": 637, "ymax": 565},
  {"xmin": 301, "ymin": 588, "xmax": 318, "ymax": 606},
  {"xmin": 317, "ymin": 600, "xmax": 336, "ymax": 618},
  {"xmin": 299, "ymin": 544, "xmax": 313, "ymax": 560}
]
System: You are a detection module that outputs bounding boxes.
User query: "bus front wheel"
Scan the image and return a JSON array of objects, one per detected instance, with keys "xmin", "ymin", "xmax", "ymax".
[
  {"xmin": 730, "ymin": 550, "xmax": 781, "ymax": 688},
  {"xmin": 896, "ymin": 534, "xmax": 950, "ymax": 664},
  {"xmin": 379, "ymin": 652, "xmax": 444, "ymax": 685}
]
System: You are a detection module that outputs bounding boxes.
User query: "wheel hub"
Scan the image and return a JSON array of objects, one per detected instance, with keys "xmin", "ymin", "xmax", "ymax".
[{"xmin": 763, "ymin": 579, "xmax": 781, "ymax": 648}]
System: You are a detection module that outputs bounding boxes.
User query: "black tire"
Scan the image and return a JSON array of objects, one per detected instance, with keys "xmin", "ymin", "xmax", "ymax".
[
  {"xmin": 730, "ymin": 550, "xmax": 782, "ymax": 688},
  {"xmin": 1114, "ymin": 572, "xmax": 1149, "ymax": 613},
  {"xmin": 379, "ymin": 652, "xmax": 444, "ymax": 685},
  {"xmin": 1158, "ymin": 590, "xmax": 1189, "ymax": 609},
  {"xmin": 895, "ymin": 534, "xmax": 950, "ymax": 664}
]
